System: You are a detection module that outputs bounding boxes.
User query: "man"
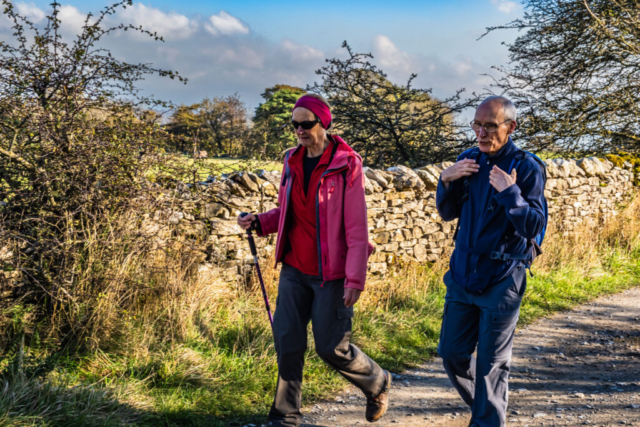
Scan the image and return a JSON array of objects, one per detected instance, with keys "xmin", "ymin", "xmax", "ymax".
[{"xmin": 436, "ymin": 96, "xmax": 546, "ymax": 426}]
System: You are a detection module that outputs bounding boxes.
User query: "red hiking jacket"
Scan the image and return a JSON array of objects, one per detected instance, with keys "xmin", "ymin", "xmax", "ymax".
[{"xmin": 257, "ymin": 135, "xmax": 374, "ymax": 291}]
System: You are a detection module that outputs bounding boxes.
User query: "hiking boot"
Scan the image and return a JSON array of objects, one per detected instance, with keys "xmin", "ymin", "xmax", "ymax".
[{"xmin": 366, "ymin": 370, "xmax": 392, "ymax": 422}]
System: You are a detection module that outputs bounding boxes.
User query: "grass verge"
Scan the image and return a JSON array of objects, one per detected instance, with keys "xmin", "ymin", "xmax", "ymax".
[{"xmin": 2, "ymin": 196, "xmax": 640, "ymax": 426}]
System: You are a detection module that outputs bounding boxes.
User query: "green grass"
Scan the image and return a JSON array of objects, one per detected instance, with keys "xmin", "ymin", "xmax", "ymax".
[
  {"xmin": 3, "ymin": 247, "xmax": 639, "ymax": 426},
  {"xmin": 145, "ymin": 154, "xmax": 281, "ymax": 184}
]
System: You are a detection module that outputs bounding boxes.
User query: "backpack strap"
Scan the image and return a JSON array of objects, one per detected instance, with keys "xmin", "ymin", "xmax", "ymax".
[{"xmin": 484, "ymin": 150, "xmax": 547, "ymax": 275}]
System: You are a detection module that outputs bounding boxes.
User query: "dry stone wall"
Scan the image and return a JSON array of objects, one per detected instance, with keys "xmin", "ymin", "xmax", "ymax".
[{"xmin": 173, "ymin": 156, "xmax": 636, "ymax": 281}]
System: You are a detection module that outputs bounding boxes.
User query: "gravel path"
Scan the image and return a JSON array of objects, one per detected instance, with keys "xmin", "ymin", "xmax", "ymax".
[{"xmin": 300, "ymin": 288, "xmax": 640, "ymax": 427}]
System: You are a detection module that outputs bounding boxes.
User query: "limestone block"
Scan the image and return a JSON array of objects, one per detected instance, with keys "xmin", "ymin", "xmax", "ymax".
[
  {"xmin": 427, "ymin": 254, "xmax": 441, "ymax": 263},
  {"xmin": 568, "ymin": 178, "xmax": 581, "ymax": 189},
  {"xmin": 202, "ymin": 202, "xmax": 230, "ymax": 219},
  {"xmin": 392, "ymin": 230, "xmax": 406, "ymax": 242},
  {"xmin": 369, "ymin": 263, "xmax": 388, "ymax": 275},
  {"xmin": 402, "ymin": 228, "xmax": 413, "ymax": 240},
  {"xmin": 379, "ymin": 242, "xmax": 399, "ymax": 252},
  {"xmin": 232, "ymin": 172, "xmax": 261, "ymax": 193},
  {"xmin": 415, "ymin": 169, "xmax": 439, "ymax": 191},
  {"xmin": 388, "ymin": 165, "xmax": 425, "ymax": 190},
  {"xmin": 435, "ymin": 161, "xmax": 455, "ymax": 170},
  {"xmin": 546, "ymin": 179, "xmax": 557, "ymax": 190},
  {"xmin": 399, "ymin": 239, "xmax": 418, "ymax": 248},
  {"xmin": 413, "ymin": 244, "xmax": 427, "ymax": 262},
  {"xmin": 364, "ymin": 167, "xmax": 392, "ymax": 189},
  {"xmin": 364, "ymin": 176, "xmax": 382, "ymax": 195},
  {"xmin": 544, "ymin": 160, "xmax": 562, "ymax": 178},
  {"xmin": 225, "ymin": 180, "xmax": 248, "ymax": 198},
  {"xmin": 551, "ymin": 159, "xmax": 574, "ymax": 177},
  {"xmin": 211, "ymin": 219, "xmax": 243, "ymax": 236},
  {"xmin": 385, "ymin": 191, "xmax": 415, "ymax": 201}
]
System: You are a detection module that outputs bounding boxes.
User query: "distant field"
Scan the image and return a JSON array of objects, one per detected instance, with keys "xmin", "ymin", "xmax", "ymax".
[{"xmin": 147, "ymin": 154, "xmax": 282, "ymax": 183}]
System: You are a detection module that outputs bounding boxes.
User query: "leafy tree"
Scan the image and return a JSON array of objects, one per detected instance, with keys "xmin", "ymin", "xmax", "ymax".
[
  {"xmin": 308, "ymin": 42, "xmax": 478, "ymax": 168},
  {"xmin": 165, "ymin": 103, "xmax": 201, "ymax": 153},
  {"xmin": 199, "ymin": 94, "xmax": 249, "ymax": 156},
  {"xmin": 252, "ymin": 84, "xmax": 305, "ymax": 158},
  {"xmin": 166, "ymin": 95, "xmax": 249, "ymax": 156},
  {"xmin": 485, "ymin": 0, "xmax": 640, "ymax": 154},
  {"xmin": 0, "ymin": 0, "xmax": 185, "ymax": 349}
]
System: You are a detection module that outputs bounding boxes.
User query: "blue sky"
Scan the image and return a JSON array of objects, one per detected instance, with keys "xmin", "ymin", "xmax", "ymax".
[{"xmin": 1, "ymin": 0, "xmax": 525, "ymax": 113}]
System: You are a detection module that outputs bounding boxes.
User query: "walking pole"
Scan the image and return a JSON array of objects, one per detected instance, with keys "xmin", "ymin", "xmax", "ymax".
[{"xmin": 240, "ymin": 212, "xmax": 274, "ymax": 327}]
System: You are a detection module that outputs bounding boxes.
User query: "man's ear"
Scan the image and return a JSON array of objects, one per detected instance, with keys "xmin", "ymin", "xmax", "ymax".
[{"xmin": 507, "ymin": 120, "xmax": 517, "ymax": 135}]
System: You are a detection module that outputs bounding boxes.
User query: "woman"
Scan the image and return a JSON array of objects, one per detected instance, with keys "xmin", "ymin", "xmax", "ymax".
[{"xmin": 237, "ymin": 94, "xmax": 391, "ymax": 426}]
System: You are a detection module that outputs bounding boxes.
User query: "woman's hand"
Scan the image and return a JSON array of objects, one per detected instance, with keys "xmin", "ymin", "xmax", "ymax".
[
  {"xmin": 237, "ymin": 213, "xmax": 256, "ymax": 230},
  {"xmin": 344, "ymin": 288, "xmax": 361, "ymax": 308}
]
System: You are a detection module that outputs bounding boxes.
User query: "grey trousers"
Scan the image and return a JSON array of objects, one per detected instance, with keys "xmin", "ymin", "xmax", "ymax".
[
  {"xmin": 268, "ymin": 263, "xmax": 386, "ymax": 427},
  {"xmin": 437, "ymin": 266, "xmax": 526, "ymax": 427}
]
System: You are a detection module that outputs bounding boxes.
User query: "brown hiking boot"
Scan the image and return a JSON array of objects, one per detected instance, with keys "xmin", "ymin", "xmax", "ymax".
[{"xmin": 366, "ymin": 370, "xmax": 392, "ymax": 422}]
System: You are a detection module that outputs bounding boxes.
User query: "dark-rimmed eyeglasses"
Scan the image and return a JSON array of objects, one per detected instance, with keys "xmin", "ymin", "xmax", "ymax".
[
  {"xmin": 291, "ymin": 118, "xmax": 321, "ymax": 131},
  {"xmin": 470, "ymin": 119, "xmax": 512, "ymax": 133}
]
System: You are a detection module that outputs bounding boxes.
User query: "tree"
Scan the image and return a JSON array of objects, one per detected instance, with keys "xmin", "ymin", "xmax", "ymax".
[
  {"xmin": 251, "ymin": 84, "xmax": 305, "ymax": 159},
  {"xmin": 166, "ymin": 95, "xmax": 249, "ymax": 156},
  {"xmin": 485, "ymin": 0, "xmax": 640, "ymax": 154},
  {"xmin": 308, "ymin": 42, "xmax": 478, "ymax": 168},
  {"xmin": 199, "ymin": 94, "xmax": 249, "ymax": 156},
  {"xmin": 0, "ymin": 0, "xmax": 185, "ymax": 349},
  {"xmin": 165, "ymin": 103, "xmax": 201, "ymax": 153}
]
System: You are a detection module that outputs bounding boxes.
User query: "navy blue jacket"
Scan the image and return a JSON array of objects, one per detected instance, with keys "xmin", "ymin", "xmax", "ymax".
[{"xmin": 436, "ymin": 138, "xmax": 546, "ymax": 294}]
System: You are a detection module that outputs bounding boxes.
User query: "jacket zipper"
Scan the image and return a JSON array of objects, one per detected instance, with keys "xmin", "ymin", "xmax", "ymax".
[
  {"xmin": 315, "ymin": 165, "xmax": 348, "ymax": 280},
  {"xmin": 468, "ymin": 155, "xmax": 492, "ymax": 275}
]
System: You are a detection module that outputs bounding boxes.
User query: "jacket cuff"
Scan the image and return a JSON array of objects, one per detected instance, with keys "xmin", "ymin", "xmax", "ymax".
[
  {"xmin": 253, "ymin": 216, "xmax": 263, "ymax": 235},
  {"xmin": 494, "ymin": 184, "xmax": 521, "ymax": 208},
  {"xmin": 437, "ymin": 177, "xmax": 454, "ymax": 195},
  {"xmin": 255, "ymin": 214, "xmax": 267, "ymax": 237},
  {"xmin": 344, "ymin": 279, "xmax": 365, "ymax": 292}
]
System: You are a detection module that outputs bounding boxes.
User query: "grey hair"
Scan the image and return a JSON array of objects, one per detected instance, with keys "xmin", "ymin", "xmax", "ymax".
[{"xmin": 480, "ymin": 96, "xmax": 517, "ymax": 121}]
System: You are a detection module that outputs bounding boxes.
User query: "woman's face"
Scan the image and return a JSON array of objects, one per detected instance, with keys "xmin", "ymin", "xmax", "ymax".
[{"xmin": 292, "ymin": 107, "xmax": 326, "ymax": 149}]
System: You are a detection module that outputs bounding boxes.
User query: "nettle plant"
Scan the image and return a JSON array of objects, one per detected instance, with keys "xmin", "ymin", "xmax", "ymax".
[{"xmin": 0, "ymin": 1, "xmax": 186, "ymax": 352}]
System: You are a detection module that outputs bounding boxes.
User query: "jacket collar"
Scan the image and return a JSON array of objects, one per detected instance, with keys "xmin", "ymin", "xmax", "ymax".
[
  {"xmin": 481, "ymin": 137, "xmax": 517, "ymax": 163},
  {"xmin": 287, "ymin": 135, "xmax": 361, "ymax": 172}
]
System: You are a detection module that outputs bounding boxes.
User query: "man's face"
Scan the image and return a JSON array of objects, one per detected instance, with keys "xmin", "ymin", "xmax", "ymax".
[{"xmin": 473, "ymin": 101, "xmax": 516, "ymax": 156}]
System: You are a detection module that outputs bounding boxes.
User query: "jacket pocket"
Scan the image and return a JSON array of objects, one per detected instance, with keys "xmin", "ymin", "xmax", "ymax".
[{"xmin": 490, "ymin": 308, "xmax": 519, "ymax": 326}]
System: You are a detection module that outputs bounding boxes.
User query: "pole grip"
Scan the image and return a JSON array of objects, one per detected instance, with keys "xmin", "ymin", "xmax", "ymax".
[{"xmin": 240, "ymin": 212, "xmax": 258, "ymax": 256}]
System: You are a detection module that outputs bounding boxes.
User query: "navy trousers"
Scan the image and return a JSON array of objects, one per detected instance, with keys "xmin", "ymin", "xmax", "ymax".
[{"xmin": 438, "ymin": 265, "xmax": 526, "ymax": 427}]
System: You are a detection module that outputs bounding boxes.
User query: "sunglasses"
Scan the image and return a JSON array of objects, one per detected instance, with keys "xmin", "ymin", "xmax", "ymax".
[{"xmin": 291, "ymin": 118, "xmax": 321, "ymax": 130}]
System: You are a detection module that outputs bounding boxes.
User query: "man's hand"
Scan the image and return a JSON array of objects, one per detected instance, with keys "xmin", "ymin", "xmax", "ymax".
[
  {"xmin": 440, "ymin": 159, "xmax": 480, "ymax": 189},
  {"xmin": 237, "ymin": 213, "xmax": 256, "ymax": 230},
  {"xmin": 489, "ymin": 166, "xmax": 517, "ymax": 192},
  {"xmin": 344, "ymin": 288, "xmax": 361, "ymax": 308}
]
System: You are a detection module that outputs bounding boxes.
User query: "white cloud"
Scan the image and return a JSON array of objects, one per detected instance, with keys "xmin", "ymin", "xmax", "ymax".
[
  {"xmin": 491, "ymin": 0, "xmax": 519, "ymax": 14},
  {"xmin": 116, "ymin": 4, "xmax": 197, "ymax": 41},
  {"xmin": 455, "ymin": 60, "xmax": 473, "ymax": 76},
  {"xmin": 204, "ymin": 11, "xmax": 249, "ymax": 36},
  {"xmin": 372, "ymin": 35, "xmax": 416, "ymax": 75},
  {"xmin": 279, "ymin": 40, "xmax": 323, "ymax": 62},
  {"xmin": 58, "ymin": 4, "xmax": 89, "ymax": 34},
  {"xmin": 16, "ymin": 2, "xmax": 45, "ymax": 23}
]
